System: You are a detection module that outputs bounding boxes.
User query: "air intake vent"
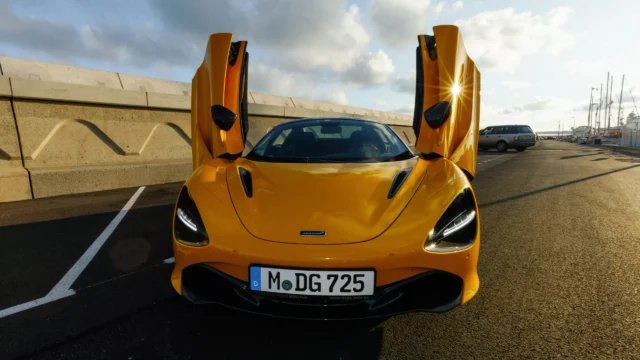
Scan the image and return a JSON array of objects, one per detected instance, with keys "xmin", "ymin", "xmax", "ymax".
[
  {"xmin": 238, "ymin": 167, "xmax": 253, "ymax": 198},
  {"xmin": 387, "ymin": 168, "xmax": 413, "ymax": 199}
]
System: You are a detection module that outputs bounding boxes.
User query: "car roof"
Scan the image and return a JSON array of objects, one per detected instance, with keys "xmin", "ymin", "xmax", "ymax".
[
  {"xmin": 275, "ymin": 117, "xmax": 388, "ymax": 127},
  {"xmin": 485, "ymin": 124, "xmax": 532, "ymax": 127}
]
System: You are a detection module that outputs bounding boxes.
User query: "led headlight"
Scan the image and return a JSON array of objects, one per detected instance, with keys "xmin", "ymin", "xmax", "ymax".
[
  {"xmin": 174, "ymin": 186, "xmax": 209, "ymax": 246},
  {"xmin": 425, "ymin": 187, "xmax": 478, "ymax": 252}
]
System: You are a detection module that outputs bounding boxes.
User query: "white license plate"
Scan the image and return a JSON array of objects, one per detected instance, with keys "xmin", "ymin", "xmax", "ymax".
[{"xmin": 249, "ymin": 266, "xmax": 375, "ymax": 296}]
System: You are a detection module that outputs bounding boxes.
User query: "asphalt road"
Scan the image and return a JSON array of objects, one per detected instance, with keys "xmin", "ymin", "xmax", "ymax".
[{"xmin": 1, "ymin": 141, "xmax": 640, "ymax": 359}]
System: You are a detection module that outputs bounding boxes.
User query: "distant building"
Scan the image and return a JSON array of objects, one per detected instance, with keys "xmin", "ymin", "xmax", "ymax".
[
  {"xmin": 625, "ymin": 112, "xmax": 640, "ymax": 129},
  {"xmin": 573, "ymin": 126, "xmax": 592, "ymax": 138}
]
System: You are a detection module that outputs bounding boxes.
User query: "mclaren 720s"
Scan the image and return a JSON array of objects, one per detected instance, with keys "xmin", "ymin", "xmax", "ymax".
[{"xmin": 170, "ymin": 25, "xmax": 482, "ymax": 320}]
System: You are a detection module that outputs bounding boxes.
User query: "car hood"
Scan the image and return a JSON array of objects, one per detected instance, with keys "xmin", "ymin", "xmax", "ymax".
[{"xmin": 226, "ymin": 157, "xmax": 427, "ymax": 245}]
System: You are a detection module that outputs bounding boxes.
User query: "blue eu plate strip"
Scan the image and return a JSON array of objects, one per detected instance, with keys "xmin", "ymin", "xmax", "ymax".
[{"xmin": 250, "ymin": 267, "xmax": 261, "ymax": 291}]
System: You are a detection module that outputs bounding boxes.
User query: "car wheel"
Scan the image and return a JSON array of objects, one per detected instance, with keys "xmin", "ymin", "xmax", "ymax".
[
  {"xmin": 496, "ymin": 141, "xmax": 507, "ymax": 152},
  {"xmin": 516, "ymin": 147, "xmax": 526, "ymax": 152}
]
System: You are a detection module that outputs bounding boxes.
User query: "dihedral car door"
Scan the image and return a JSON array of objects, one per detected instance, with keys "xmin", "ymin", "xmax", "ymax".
[
  {"xmin": 413, "ymin": 25, "xmax": 481, "ymax": 180},
  {"xmin": 191, "ymin": 33, "xmax": 250, "ymax": 169}
]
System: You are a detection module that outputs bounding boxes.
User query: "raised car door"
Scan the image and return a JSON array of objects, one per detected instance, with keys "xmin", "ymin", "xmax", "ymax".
[
  {"xmin": 191, "ymin": 33, "xmax": 250, "ymax": 169},
  {"xmin": 413, "ymin": 25, "xmax": 481, "ymax": 180}
]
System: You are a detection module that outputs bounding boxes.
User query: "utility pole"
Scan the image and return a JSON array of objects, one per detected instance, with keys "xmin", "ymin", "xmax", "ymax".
[
  {"xmin": 588, "ymin": 87, "xmax": 597, "ymax": 129},
  {"xmin": 558, "ymin": 119, "xmax": 560, "ymax": 139},
  {"xmin": 617, "ymin": 74, "xmax": 625, "ymax": 128},
  {"xmin": 608, "ymin": 76, "xmax": 614, "ymax": 129},
  {"xmin": 604, "ymin": 72, "xmax": 610, "ymax": 131},
  {"xmin": 597, "ymin": 83, "xmax": 603, "ymax": 131}
]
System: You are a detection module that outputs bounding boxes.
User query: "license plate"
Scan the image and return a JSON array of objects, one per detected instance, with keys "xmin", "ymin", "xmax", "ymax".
[{"xmin": 249, "ymin": 266, "xmax": 375, "ymax": 296}]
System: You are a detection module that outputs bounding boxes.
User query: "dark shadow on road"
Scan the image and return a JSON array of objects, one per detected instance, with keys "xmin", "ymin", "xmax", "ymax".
[
  {"xmin": 528, "ymin": 148, "xmax": 567, "ymax": 151},
  {"xmin": 478, "ymin": 150, "xmax": 515, "ymax": 155},
  {"xmin": 27, "ymin": 297, "xmax": 387, "ymax": 360},
  {"xmin": 479, "ymin": 165, "xmax": 640, "ymax": 209},
  {"xmin": 591, "ymin": 158, "xmax": 609, "ymax": 161},
  {"xmin": 0, "ymin": 149, "xmax": 11, "ymax": 160},
  {"xmin": 615, "ymin": 158, "xmax": 640, "ymax": 164},
  {"xmin": 560, "ymin": 153, "xmax": 598, "ymax": 160}
]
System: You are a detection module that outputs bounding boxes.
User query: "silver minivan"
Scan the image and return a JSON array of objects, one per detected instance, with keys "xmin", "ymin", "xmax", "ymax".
[{"xmin": 478, "ymin": 125, "xmax": 536, "ymax": 152}]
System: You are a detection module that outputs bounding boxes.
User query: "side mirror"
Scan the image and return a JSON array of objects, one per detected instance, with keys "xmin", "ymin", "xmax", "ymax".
[
  {"xmin": 423, "ymin": 101, "xmax": 451, "ymax": 129},
  {"xmin": 211, "ymin": 105, "xmax": 237, "ymax": 131}
]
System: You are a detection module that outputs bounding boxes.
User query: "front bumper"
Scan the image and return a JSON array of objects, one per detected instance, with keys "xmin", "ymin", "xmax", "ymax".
[{"xmin": 180, "ymin": 263, "xmax": 463, "ymax": 320}]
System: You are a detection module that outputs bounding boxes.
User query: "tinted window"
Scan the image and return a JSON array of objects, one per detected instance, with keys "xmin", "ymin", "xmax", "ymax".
[
  {"xmin": 494, "ymin": 126, "xmax": 508, "ymax": 134},
  {"xmin": 248, "ymin": 119, "xmax": 414, "ymax": 163},
  {"xmin": 519, "ymin": 126, "xmax": 533, "ymax": 133}
]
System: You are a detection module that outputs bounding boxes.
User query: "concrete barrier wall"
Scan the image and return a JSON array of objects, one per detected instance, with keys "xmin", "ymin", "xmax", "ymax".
[
  {"xmin": 1, "ymin": 76, "xmax": 33, "ymax": 202},
  {"xmin": 0, "ymin": 56, "xmax": 414, "ymax": 202}
]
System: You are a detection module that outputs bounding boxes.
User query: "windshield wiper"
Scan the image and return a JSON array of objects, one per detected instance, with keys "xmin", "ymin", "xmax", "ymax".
[{"xmin": 382, "ymin": 150, "xmax": 415, "ymax": 162}]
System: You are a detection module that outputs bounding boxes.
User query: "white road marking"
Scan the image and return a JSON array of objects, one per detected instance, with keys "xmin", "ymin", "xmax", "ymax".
[
  {"xmin": 0, "ymin": 291, "xmax": 74, "ymax": 319},
  {"xmin": 163, "ymin": 257, "xmax": 175, "ymax": 264},
  {"xmin": 0, "ymin": 186, "xmax": 146, "ymax": 319},
  {"xmin": 49, "ymin": 186, "xmax": 146, "ymax": 297}
]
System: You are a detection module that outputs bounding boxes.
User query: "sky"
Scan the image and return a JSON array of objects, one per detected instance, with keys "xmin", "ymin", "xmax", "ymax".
[{"xmin": 1, "ymin": 0, "xmax": 640, "ymax": 131}]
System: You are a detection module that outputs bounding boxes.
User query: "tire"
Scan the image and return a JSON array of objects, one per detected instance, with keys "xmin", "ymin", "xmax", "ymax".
[
  {"xmin": 496, "ymin": 141, "xmax": 508, "ymax": 152},
  {"xmin": 516, "ymin": 147, "xmax": 526, "ymax": 152}
]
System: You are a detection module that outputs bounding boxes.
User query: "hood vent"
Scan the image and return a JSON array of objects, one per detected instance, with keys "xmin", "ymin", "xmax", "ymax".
[
  {"xmin": 387, "ymin": 167, "xmax": 413, "ymax": 199},
  {"xmin": 238, "ymin": 167, "xmax": 253, "ymax": 198}
]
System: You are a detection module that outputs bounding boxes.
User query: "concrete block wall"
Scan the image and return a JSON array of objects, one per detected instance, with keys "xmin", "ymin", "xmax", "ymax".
[
  {"xmin": 0, "ymin": 56, "xmax": 415, "ymax": 202},
  {"xmin": 0, "ymin": 76, "xmax": 33, "ymax": 202}
]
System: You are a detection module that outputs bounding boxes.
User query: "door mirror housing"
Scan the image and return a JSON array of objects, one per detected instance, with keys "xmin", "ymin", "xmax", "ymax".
[{"xmin": 211, "ymin": 105, "xmax": 237, "ymax": 131}]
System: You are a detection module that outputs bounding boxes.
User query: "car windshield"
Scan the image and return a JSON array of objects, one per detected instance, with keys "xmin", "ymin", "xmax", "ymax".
[{"xmin": 246, "ymin": 118, "xmax": 415, "ymax": 163}]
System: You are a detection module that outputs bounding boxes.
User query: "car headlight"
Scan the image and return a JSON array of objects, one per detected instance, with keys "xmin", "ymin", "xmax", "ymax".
[
  {"xmin": 424, "ymin": 187, "xmax": 478, "ymax": 252},
  {"xmin": 174, "ymin": 186, "xmax": 209, "ymax": 247}
]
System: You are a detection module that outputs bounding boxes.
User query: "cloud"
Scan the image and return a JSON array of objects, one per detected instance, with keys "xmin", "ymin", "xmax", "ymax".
[
  {"xmin": 482, "ymin": 88, "xmax": 496, "ymax": 96},
  {"xmin": 456, "ymin": 7, "xmax": 575, "ymax": 73},
  {"xmin": 1, "ymin": 0, "xmax": 404, "ymax": 95},
  {"xmin": 152, "ymin": 0, "xmax": 371, "ymax": 73},
  {"xmin": 391, "ymin": 70, "xmax": 416, "ymax": 93},
  {"xmin": 572, "ymin": 104, "xmax": 591, "ymax": 112},
  {"xmin": 0, "ymin": 0, "xmax": 202, "ymax": 73},
  {"xmin": 452, "ymin": 1, "xmax": 464, "ymax": 11},
  {"xmin": 344, "ymin": 50, "xmax": 395, "ymax": 87},
  {"xmin": 393, "ymin": 104, "xmax": 415, "ymax": 114},
  {"xmin": 523, "ymin": 98, "xmax": 554, "ymax": 111},
  {"xmin": 249, "ymin": 62, "xmax": 314, "ymax": 96},
  {"xmin": 482, "ymin": 97, "xmax": 589, "ymax": 131},
  {"xmin": 323, "ymin": 90, "xmax": 350, "ymax": 105},
  {"xmin": 434, "ymin": 2, "xmax": 446, "ymax": 15},
  {"xmin": 501, "ymin": 80, "xmax": 535, "ymax": 90},
  {"xmin": 372, "ymin": 98, "xmax": 391, "ymax": 108},
  {"xmin": 368, "ymin": 0, "xmax": 431, "ymax": 49},
  {"xmin": 370, "ymin": 98, "xmax": 413, "ymax": 114},
  {"xmin": 499, "ymin": 97, "xmax": 561, "ymax": 114}
]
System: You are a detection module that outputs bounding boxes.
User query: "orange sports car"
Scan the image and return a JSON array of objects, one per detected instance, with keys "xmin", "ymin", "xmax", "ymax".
[{"xmin": 170, "ymin": 25, "xmax": 481, "ymax": 319}]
